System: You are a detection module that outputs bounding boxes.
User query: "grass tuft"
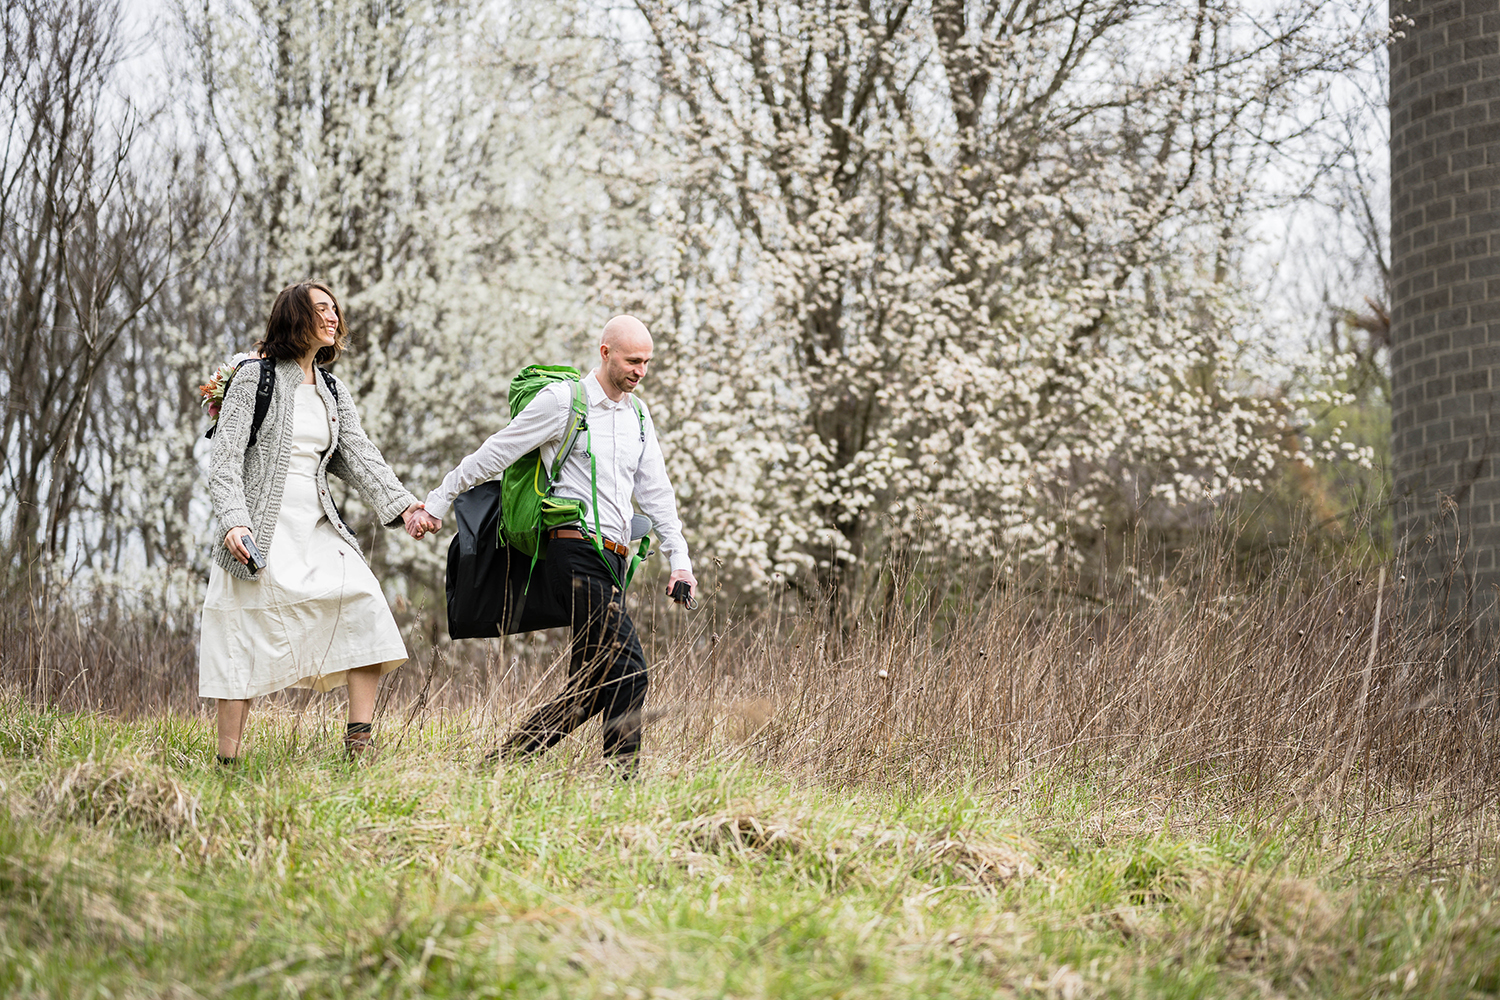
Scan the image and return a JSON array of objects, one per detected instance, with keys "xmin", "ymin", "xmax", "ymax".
[{"xmin": 33, "ymin": 756, "xmax": 201, "ymax": 839}]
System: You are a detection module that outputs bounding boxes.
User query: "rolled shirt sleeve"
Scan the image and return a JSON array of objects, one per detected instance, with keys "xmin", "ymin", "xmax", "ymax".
[{"xmin": 423, "ymin": 385, "xmax": 568, "ymax": 519}]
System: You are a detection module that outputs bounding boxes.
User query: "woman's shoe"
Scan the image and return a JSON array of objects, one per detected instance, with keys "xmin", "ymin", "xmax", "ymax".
[{"xmin": 344, "ymin": 722, "xmax": 375, "ymax": 761}]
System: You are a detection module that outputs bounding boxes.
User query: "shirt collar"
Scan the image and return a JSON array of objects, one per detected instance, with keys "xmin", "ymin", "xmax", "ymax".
[{"xmin": 583, "ymin": 370, "xmax": 623, "ymax": 408}]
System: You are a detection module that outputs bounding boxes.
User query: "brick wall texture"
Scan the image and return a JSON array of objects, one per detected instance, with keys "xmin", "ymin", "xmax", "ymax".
[{"xmin": 1391, "ymin": 1, "xmax": 1500, "ymax": 620}]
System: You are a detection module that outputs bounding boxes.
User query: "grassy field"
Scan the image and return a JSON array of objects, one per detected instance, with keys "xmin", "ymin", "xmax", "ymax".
[
  {"xmin": 2, "ymin": 692, "xmax": 1498, "ymax": 999},
  {"xmin": 5, "ymin": 545, "xmax": 1500, "ymax": 997}
]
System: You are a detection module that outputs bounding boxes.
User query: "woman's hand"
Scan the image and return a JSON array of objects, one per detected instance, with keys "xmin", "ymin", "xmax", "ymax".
[
  {"xmin": 224, "ymin": 527, "xmax": 254, "ymax": 564},
  {"xmin": 402, "ymin": 503, "xmax": 441, "ymax": 540}
]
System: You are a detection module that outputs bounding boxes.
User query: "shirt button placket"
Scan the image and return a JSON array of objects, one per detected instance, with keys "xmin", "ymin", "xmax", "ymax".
[{"xmin": 613, "ymin": 406, "xmax": 623, "ymax": 529}]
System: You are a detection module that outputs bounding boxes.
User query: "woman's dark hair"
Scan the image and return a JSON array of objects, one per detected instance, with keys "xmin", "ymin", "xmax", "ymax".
[{"xmin": 256, "ymin": 281, "xmax": 348, "ymax": 365}]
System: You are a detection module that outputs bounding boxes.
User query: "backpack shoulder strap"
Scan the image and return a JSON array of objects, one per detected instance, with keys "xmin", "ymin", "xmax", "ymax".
[
  {"xmin": 318, "ymin": 367, "xmax": 339, "ymax": 402},
  {"xmin": 545, "ymin": 379, "xmax": 589, "ymax": 487},
  {"xmin": 203, "ymin": 356, "xmax": 271, "ymax": 441},
  {"xmin": 632, "ymin": 396, "xmax": 646, "ymax": 444},
  {"xmin": 245, "ymin": 358, "xmax": 276, "ymax": 447}
]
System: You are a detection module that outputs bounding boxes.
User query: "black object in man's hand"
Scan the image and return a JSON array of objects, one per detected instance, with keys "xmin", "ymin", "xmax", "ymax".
[
  {"xmin": 669, "ymin": 580, "xmax": 698, "ymax": 610},
  {"xmin": 241, "ymin": 534, "xmax": 266, "ymax": 575}
]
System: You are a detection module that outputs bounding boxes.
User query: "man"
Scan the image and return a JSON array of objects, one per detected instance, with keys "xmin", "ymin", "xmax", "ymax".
[{"xmin": 412, "ymin": 315, "xmax": 697, "ymax": 771}]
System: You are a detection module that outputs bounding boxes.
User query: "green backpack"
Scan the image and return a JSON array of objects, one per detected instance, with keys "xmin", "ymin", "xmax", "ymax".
[{"xmin": 499, "ymin": 365, "xmax": 650, "ymax": 591}]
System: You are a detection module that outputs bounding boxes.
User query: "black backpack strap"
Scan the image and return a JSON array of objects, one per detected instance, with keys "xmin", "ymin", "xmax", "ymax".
[
  {"xmin": 245, "ymin": 358, "xmax": 276, "ymax": 447},
  {"xmin": 204, "ymin": 357, "xmax": 272, "ymax": 441}
]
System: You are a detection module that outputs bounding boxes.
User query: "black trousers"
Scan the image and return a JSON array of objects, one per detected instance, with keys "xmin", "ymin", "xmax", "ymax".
[{"xmin": 502, "ymin": 538, "xmax": 648, "ymax": 761}]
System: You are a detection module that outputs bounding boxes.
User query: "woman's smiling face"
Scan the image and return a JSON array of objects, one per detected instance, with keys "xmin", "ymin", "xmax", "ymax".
[{"xmin": 309, "ymin": 287, "xmax": 339, "ymax": 348}]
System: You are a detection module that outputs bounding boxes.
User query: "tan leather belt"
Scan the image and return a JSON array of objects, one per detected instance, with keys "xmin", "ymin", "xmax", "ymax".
[{"xmin": 548, "ymin": 527, "xmax": 629, "ymax": 557}]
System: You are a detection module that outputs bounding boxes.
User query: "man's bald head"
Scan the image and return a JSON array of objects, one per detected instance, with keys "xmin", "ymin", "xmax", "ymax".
[
  {"xmin": 601, "ymin": 314, "xmax": 652, "ymax": 353},
  {"xmin": 597, "ymin": 315, "xmax": 654, "ymax": 399}
]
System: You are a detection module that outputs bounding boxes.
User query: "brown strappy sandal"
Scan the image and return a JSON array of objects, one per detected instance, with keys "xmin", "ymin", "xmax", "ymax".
[{"xmin": 344, "ymin": 722, "xmax": 375, "ymax": 761}]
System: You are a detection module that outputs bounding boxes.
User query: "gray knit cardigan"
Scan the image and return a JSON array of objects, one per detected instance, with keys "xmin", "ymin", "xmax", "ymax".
[{"xmin": 209, "ymin": 358, "xmax": 419, "ymax": 580}]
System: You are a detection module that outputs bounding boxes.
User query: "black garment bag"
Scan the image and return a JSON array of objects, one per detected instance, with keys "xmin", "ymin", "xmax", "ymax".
[{"xmin": 444, "ymin": 481, "xmax": 568, "ymax": 638}]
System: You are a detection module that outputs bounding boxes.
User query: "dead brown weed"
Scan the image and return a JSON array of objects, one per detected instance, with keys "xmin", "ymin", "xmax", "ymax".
[{"xmin": 35, "ymin": 756, "xmax": 200, "ymax": 839}]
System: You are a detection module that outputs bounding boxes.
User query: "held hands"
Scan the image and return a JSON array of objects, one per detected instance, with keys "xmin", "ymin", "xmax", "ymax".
[{"xmin": 402, "ymin": 502, "xmax": 442, "ymax": 540}]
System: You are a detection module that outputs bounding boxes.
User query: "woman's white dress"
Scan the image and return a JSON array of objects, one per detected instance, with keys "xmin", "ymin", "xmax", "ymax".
[{"xmin": 199, "ymin": 383, "xmax": 408, "ymax": 699}]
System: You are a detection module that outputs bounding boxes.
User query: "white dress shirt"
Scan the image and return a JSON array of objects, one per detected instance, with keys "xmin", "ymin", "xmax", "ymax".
[{"xmin": 424, "ymin": 372, "xmax": 692, "ymax": 573}]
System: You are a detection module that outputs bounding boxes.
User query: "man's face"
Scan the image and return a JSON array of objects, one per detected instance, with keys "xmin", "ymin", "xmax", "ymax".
[{"xmin": 602, "ymin": 339, "xmax": 652, "ymax": 394}]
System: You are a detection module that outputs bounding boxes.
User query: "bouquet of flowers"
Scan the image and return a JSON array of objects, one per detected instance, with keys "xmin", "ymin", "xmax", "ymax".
[{"xmin": 198, "ymin": 353, "xmax": 256, "ymax": 424}]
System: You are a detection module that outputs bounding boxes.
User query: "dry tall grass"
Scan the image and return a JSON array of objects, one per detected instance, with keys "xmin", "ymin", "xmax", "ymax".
[{"xmin": 4, "ymin": 533, "xmax": 1496, "ymax": 871}]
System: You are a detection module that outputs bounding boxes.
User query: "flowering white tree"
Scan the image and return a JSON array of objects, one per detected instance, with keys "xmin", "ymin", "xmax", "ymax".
[
  {"xmin": 110, "ymin": 0, "xmax": 646, "ymax": 596},
  {"xmin": 615, "ymin": 0, "xmax": 1379, "ymax": 607}
]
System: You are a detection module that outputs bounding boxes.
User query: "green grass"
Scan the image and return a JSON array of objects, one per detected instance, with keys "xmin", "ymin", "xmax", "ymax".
[{"xmin": 1, "ymin": 696, "xmax": 1498, "ymax": 999}]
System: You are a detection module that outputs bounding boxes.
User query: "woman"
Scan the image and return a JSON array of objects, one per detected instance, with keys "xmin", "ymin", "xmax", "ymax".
[{"xmin": 200, "ymin": 281, "xmax": 433, "ymax": 763}]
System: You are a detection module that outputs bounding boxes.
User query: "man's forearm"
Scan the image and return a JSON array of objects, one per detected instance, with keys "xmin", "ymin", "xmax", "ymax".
[
  {"xmin": 425, "ymin": 432, "xmax": 527, "ymax": 518},
  {"xmin": 638, "ymin": 493, "xmax": 692, "ymax": 573},
  {"xmin": 658, "ymin": 530, "xmax": 693, "ymax": 574},
  {"xmin": 424, "ymin": 394, "xmax": 563, "ymax": 518},
  {"xmin": 633, "ymin": 428, "xmax": 692, "ymax": 573}
]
